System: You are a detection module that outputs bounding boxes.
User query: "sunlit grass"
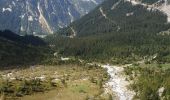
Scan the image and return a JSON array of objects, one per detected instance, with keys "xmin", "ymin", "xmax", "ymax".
[{"xmin": 0, "ymin": 64, "xmax": 109, "ymax": 100}]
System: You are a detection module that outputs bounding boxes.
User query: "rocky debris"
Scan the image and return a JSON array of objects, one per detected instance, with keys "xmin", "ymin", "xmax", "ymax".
[
  {"xmin": 34, "ymin": 75, "xmax": 46, "ymax": 82},
  {"xmin": 50, "ymin": 74, "xmax": 61, "ymax": 80},
  {"xmin": 1, "ymin": 72, "xmax": 16, "ymax": 81},
  {"xmin": 78, "ymin": 59, "xmax": 84, "ymax": 63},
  {"xmin": 125, "ymin": 0, "xmax": 170, "ymax": 23},
  {"xmin": 61, "ymin": 57, "xmax": 70, "ymax": 61},
  {"xmin": 102, "ymin": 64, "xmax": 135, "ymax": 100},
  {"xmin": 54, "ymin": 52, "xmax": 58, "ymax": 57},
  {"xmin": 126, "ymin": 12, "xmax": 134, "ymax": 16},
  {"xmin": 158, "ymin": 29, "xmax": 170, "ymax": 35}
]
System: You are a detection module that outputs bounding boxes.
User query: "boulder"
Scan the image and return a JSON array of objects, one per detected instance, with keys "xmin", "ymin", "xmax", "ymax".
[{"xmin": 51, "ymin": 79, "xmax": 62, "ymax": 87}]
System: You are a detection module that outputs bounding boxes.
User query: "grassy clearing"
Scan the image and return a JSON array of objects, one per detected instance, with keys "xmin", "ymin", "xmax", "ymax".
[
  {"xmin": 0, "ymin": 64, "xmax": 110, "ymax": 100},
  {"xmin": 23, "ymin": 80, "xmax": 102, "ymax": 100}
]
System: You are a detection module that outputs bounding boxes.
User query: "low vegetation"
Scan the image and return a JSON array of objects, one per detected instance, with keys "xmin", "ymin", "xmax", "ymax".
[
  {"xmin": 0, "ymin": 64, "xmax": 110, "ymax": 100},
  {"xmin": 124, "ymin": 63, "xmax": 170, "ymax": 100}
]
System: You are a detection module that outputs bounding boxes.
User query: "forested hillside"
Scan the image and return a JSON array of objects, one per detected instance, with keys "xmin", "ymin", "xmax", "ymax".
[
  {"xmin": 59, "ymin": 0, "xmax": 170, "ymax": 36},
  {"xmin": 141, "ymin": 0, "xmax": 160, "ymax": 4},
  {"xmin": 47, "ymin": 0, "xmax": 170, "ymax": 63},
  {"xmin": 46, "ymin": 31, "xmax": 170, "ymax": 63},
  {"xmin": 0, "ymin": 30, "xmax": 49, "ymax": 67}
]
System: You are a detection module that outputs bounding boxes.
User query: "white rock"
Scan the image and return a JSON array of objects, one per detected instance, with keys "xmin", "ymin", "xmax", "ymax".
[
  {"xmin": 61, "ymin": 57, "xmax": 70, "ymax": 61},
  {"xmin": 102, "ymin": 64, "xmax": 135, "ymax": 100},
  {"xmin": 35, "ymin": 75, "xmax": 46, "ymax": 81},
  {"xmin": 158, "ymin": 87, "xmax": 165, "ymax": 97}
]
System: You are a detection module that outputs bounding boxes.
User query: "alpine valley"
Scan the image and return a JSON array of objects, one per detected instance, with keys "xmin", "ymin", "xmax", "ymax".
[{"xmin": 1, "ymin": 0, "xmax": 170, "ymax": 100}]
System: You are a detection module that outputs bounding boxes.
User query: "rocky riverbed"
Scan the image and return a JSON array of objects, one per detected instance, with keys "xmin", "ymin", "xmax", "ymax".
[{"xmin": 102, "ymin": 64, "xmax": 135, "ymax": 100}]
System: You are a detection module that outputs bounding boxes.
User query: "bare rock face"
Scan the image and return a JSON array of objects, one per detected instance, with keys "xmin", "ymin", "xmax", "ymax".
[
  {"xmin": 0, "ymin": 0, "xmax": 104, "ymax": 35},
  {"xmin": 125, "ymin": 0, "xmax": 170, "ymax": 22}
]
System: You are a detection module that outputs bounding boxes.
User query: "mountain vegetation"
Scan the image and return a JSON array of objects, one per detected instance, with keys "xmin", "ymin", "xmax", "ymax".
[
  {"xmin": 0, "ymin": 30, "xmax": 50, "ymax": 67},
  {"xmin": 43, "ymin": 0, "xmax": 170, "ymax": 99},
  {"xmin": 1, "ymin": 0, "xmax": 170, "ymax": 99},
  {"xmin": 59, "ymin": 0, "xmax": 170, "ymax": 36},
  {"xmin": 124, "ymin": 63, "xmax": 170, "ymax": 100},
  {"xmin": 141, "ymin": 0, "xmax": 160, "ymax": 4},
  {"xmin": 46, "ymin": 31, "xmax": 170, "ymax": 64},
  {"xmin": 47, "ymin": 0, "xmax": 170, "ymax": 64}
]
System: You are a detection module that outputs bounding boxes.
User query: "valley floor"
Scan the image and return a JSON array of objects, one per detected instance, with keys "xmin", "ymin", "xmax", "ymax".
[
  {"xmin": 22, "ymin": 64, "xmax": 136, "ymax": 100},
  {"xmin": 1, "ymin": 59, "xmax": 169, "ymax": 100},
  {"xmin": 0, "ymin": 64, "xmax": 110, "ymax": 100}
]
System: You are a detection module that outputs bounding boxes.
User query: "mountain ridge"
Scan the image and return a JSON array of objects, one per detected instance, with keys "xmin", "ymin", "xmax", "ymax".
[
  {"xmin": 59, "ymin": 0, "xmax": 170, "ymax": 37},
  {"xmin": 0, "ymin": 0, "xmax": 104, "ymax": 35},
  {"xmin": 0, "ymin": 30, "xmax": 48, "ymax": 67}
]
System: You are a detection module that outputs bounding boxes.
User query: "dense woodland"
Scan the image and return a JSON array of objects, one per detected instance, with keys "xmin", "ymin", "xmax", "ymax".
[
  {"xmin": 59, "ymin": 0, "xmax": 170, "ymax": 36},
  {"xmin": 141, "ymin": 0, "xmax": 160, "ymax": 4},
  {"xmin": 46, "ymin": 30, "xmax": 170, "ymax": 64},
  {"xmin": 0, "ymin": 30, "xmax": 50, "ymax": 67},
  {"xmin": 47, "ymin": 0, "xmax": 170, "ymax": 63}
]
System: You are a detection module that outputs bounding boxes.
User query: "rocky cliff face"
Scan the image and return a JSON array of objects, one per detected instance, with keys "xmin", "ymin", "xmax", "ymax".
[
  {"xmin": 157, "ymin": 0, "xmax": 170, "ymax": 22},
  {"xmin": 126, "ymin": 0, "xmax": 170, "ymax": 22},
  {"xmin": 0, "ymin": 0, "xmax": 103, "ymax": 35}
]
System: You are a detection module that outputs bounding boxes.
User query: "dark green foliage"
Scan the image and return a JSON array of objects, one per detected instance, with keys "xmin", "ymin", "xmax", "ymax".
[
  {"xmin": 141, "ymin": 0, "xmax": 160, "ymax": 4},
  {"xmin": 59, "ymin": 0, "xmax": 169, "ymax": 36},
  {"xmin": 0, "ymin": 30, "xmax": 46, "ymax": 46},
  {"xmin": 0, "ymin": 30, "xmax": 50, "ymax": 67},
  {"xmin": 46, "ymin": 0, "xmax": 170, "ymax": 63},
  {"xmin": 0, "ymin": 80, "xmax": 15, "ymax": 95},
  {"xmin": 46, "ymin": 30, "xmax": 170, "ymax": 63}
]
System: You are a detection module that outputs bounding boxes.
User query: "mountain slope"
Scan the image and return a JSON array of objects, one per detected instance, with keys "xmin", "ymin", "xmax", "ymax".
[
  {"xmin": 0, "ymin": 30, "xmax": 49, "ymax": 67},
  {"xmin": 46, "ymin": 0, "xmax": 170, "ymax": 63},
  {"xmin": 0, "ymin": 30, "xmax": 46, "ymax": 46},
  {"xmin": 70, "ymin": 0, "xmax": 104, "ymax": 15},
  {"xmin": 0, "ymin": 0, "xmax": 104, "ymax": 35},
  {"xmin": 60, "ymin": 0, "xmax": 170, "ymax": 37}
]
